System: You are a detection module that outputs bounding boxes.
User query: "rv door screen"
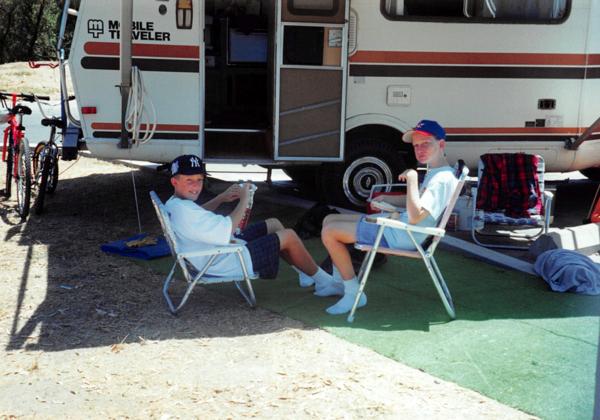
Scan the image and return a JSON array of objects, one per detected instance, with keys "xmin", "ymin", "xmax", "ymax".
[{"xmin": 275, "ymin": 0, "xmax": 348, "ymax": 160}]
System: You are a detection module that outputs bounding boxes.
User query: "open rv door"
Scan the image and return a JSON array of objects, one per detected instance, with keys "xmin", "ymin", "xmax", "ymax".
[{"xmin": 274, "ymin": 0, "xmax": 349, "ymax": 161}]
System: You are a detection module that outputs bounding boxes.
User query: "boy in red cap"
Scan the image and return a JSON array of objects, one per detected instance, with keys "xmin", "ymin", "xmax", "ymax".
[{"xmin": 319, "ymin": 120, "xmax": 459, "ymax": 315}]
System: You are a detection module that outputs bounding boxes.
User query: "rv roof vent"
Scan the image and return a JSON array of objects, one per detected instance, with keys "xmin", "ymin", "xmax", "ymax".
[{"xmin": 348, "ymin": 9, "xmax": 357, "ymax": 56}]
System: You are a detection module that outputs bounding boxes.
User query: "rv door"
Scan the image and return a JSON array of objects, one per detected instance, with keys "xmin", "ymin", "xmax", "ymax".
[{"xmin": 274, "ymin": 0, "xmax": 348, "ymax": 161}]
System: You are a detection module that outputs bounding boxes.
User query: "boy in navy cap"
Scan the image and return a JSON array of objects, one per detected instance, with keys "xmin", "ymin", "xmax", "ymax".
[
  {"xmin": 165, "ymin": 154, "xmax": 333, "ymax": 287},
  {"xmin": 319, "ymin": 120, "xmax": 459, "ymax": 315}
]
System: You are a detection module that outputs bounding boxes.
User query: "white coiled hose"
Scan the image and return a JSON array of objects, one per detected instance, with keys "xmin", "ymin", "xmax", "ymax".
[{"xmin": 125, "ymin": 66, "xmax": 157, "ymax": 145}]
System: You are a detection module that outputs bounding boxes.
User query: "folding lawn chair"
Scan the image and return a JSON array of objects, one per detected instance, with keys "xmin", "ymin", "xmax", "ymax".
[
  {"xmin": 348, "ymin": 161, "xmax": 469, "ymax": 323},
  {"xmin": 470, "ymin": 153, "xmax": 553, "ymax": 250},
  {"xmin": 149, "ymin": 191, "xmax": 258, "ymax": 315}
]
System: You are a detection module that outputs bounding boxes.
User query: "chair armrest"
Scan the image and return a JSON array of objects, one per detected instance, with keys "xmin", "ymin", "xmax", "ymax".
[
  {"xmin": 365, "ymin": 215, "xmax": 446, "ymax": 237},
  {"xmin": 368, "ymin": 183, "xmax": 407, "ymax": 201},
  {"xmin": 179, "ymin": 244, "xmax": 246, "ymax": 259},
  {"xmin": 369, "ymin": 200, "xmax": 402, "ymax": 213}
]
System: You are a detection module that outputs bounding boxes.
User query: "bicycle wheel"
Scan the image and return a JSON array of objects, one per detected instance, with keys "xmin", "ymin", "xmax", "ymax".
[
  {"xmin": 34, "ymin": 153, "xmax": 56, "ymax": 215},
  {"xmin": 32, "ymin": 141, "xmax": 46, "ymax": 180},
  {"xmin": 4, "ymin": 135, "xmax": 13, "ymax": 198},
  {"xmin": 46, "ymin": 150, "xmax": 59, "ymax": 194},
  {"xmin": 16, "ymin": 140, "xmax": 32, "ymax": 219}
]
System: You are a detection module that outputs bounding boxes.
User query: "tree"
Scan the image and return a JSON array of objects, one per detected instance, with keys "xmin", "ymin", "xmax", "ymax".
[{"xmin": 0, "ymin": 0, "xmax": 63, "ymax": 64}]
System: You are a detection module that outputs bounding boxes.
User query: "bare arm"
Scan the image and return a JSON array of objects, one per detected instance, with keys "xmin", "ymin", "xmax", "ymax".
[
  {"xmin": 228, "ymin": 183, "xmax": 251, "ymax": 234},
  {"xmin": 398, "ymin": 169, "xmax": 430, "ymax": 224},
  {"xmin": 203, "ymin": 183, "xmax": 242, "ymax": 212}
]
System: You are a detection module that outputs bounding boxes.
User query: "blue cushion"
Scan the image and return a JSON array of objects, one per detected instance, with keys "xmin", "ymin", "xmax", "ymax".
[{"xmin": 101, "ymin": 233, "xmax": 170, "ymax": 260}]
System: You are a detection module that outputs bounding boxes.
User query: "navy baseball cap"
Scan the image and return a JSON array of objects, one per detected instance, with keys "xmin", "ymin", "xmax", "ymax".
[
  {"xmin": 402, "ymin": 120, "xmax": 446, "ymax": 143},
  {"xmin": 170, "ymin": 154, "xmax": 208, "ymax": 177}
]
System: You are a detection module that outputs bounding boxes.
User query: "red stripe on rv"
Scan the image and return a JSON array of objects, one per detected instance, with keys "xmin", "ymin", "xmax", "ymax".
[
  {"xmin": 350, "ymin": 51, "xmax": 594, "ymax": 66},
  {"xmin": 445, "ymin": 127, "xmax": 583, "ymax": 135},
  {"xmin": 84, "ymin": 42, "xmax": 200, "ymax": 59},
  {"xmin": 91, "ymin": 122, "xmax": 199, "ymax": 131}
]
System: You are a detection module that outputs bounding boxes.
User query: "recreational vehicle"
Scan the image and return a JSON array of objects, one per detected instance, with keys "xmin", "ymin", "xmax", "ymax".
[{"xmin": 60, "ymin": 0, "xmax": 600, "ymax": 207}]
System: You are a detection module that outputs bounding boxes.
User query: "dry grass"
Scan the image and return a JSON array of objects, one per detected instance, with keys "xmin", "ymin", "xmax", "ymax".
[{"xmin": 0, "ymin": 61, "xmax": 71, "ymax": 98}]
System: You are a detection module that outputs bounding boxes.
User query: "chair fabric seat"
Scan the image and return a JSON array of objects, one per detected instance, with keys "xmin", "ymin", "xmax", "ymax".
[
  {"xmin": 355, "ymin": 243, "xmax": 422, "ymax": 259},
  {"xmin": 184, "ymin": 259, "xmax": 258, "ymax": 283}
]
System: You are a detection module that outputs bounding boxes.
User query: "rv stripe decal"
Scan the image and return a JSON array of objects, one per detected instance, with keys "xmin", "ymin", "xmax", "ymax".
[
  {"xmin": 446, "ymin": 135, "xmax": 570, "ymax": 142},
  {"xmin": 350, "ymin": 51, "xmax": 600, "ymax": 66},
  {"xmin": 445, "ymin": 127, "xmax": 583, "ymax": 135},
  {"xmin": 91, "ymin": 123, "xmax": 199, "ymax": 131},
  {"xmin": 84, "ymin": 42, "xmax": 200, "ymax": 59},
  {"xmin": 349, "ymin": 65, "xmax": 596, "ymax": 79},
  {"xmin": 81, "ymin": 57, "xmax": 199, "ymax": 73},
  {"xmin": 93, "ymin": 131, "xmax": 198, "ymax": 140}
]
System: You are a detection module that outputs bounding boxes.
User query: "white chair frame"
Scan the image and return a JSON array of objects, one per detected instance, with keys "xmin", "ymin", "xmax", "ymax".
[
  {"xmin": 150, "ymin": 191, "xmax": 258, "ymax": 315},
  {"xmin": 470, "ymin": 154, "xmax": 554, "ymax": 250},
  {"xmin": 348, "ymin": 162, "xmax": 469, "ymax": 323}
]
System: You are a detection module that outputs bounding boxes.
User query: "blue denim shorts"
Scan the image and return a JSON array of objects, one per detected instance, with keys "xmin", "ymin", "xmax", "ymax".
[
  {"xmin": 355, "ymin": 216, "xmax": 390, "ymax": 247},
  {"xmin": 236, "ymin": 222, "xmax": 280, "ymax": 279}
]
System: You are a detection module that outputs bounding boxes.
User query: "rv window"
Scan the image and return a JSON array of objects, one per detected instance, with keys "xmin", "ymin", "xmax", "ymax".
[
  {"xmin": 289, "ymin": 0, "xmax": 339, "ymax": 16},
  {"xmin": 283, "ymin": 26, "xmax": 325, "ymax": 66},
  {"xmin": 382, "ymin": 0, "xmax": 569, "ymax": 23},
  {"xmin": 228, "ymin": 29, "xmax": 268, "ymax": 64}
]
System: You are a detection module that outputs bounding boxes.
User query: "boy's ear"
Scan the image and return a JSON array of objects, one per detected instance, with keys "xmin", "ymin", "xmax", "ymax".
[
  {"xmin": 170, "ymin": 176, "xmax": 177, "ymax": 188},
  {"xmin": 438, "ymin": 139, "xmax": 446, "ymax": 151}
]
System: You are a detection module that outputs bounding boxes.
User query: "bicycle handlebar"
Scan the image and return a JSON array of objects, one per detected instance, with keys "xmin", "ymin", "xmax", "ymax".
[{"xmin": 0, "ymin": 92, "xmax": 51, "ymax": 102}]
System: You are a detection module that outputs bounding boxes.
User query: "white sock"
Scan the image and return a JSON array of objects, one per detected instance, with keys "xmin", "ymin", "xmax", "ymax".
[
  {"xmin": 332, "ymin": 266, "xmax": 344, "ymax": 283},
  {"xmin": 326, "ymin": 277, "xmax": 367, "ymax": 315},
  {"xmin": 314, "ymin": 267, "xmax": 344, "ymax": 297},
  {"xmin": 292, "ymin": 266, "xmax": 315, "ymax": 288}
]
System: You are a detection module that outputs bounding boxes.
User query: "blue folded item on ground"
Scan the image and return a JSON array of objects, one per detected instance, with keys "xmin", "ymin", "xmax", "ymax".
[
  {"xmin": 101, "ymin": 233, "xmax": 170, "ymax": 260},
  {"xmin": 534, "ymin": 249, "xmax": 600, "ymax": 295}
]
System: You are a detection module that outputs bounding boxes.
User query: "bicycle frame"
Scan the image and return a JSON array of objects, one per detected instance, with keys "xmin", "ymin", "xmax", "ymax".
[{"xmin": 1, "ymin": 94, "xmax": 25, "ymax": 178}]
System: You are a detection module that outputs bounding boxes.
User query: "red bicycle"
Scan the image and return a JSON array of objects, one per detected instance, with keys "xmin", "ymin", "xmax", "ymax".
[{"xmin": 1, "ymin": 92, "xmax": 50, "ymax": 220}]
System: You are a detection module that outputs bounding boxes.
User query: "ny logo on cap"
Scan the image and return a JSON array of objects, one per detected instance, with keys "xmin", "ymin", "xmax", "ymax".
[{"xmin": 190, "ymin": 157, "xmax": 201, "ymax": 167}]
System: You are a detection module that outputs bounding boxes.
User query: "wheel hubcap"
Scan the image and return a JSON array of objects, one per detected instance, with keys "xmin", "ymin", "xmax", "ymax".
[{"xmin": 342, "ymin": 157, "xmax": 393, "ymax": 206}]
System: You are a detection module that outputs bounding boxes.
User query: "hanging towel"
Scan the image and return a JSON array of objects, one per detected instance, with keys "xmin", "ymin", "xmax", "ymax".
[
  {"xmin": 476, "ymin": 153, "xmax": 541, "ymax": 218},
  {"xmin": 101, "ymin": 233, "xmax": 171, "ymax": 260},
  {"xmin": 534, "ymin": 249, "xmax": 600, "ymax": 295}
]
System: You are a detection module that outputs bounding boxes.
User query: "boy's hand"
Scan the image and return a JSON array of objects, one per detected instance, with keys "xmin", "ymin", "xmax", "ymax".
[
  {"xmin": 239, "ymin": 183, "xmax": 252, "ymax": 205},
  {"xmin": 398, "ymin": 169, "xmax": 418, "ymax": 184},
  {"xmin": 219, "ymin": 183, "xmax": 242, "ymax": 203}
]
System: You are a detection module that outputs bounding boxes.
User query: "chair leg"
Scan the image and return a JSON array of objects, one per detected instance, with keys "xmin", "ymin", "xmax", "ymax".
[
  {"xmin": 234, "ymin": 279, "xmax": 257, "ymax": 307},
  {"xmin": 162, "ymin": 262, "xmax": 180, "ymax": 315},
  {"xmin": 348, "ymin": 227, "xmax": 386, "ymax": 323},
  {"xmin": 423, "ymin": 255, "xmax": 456, "ymax": 319},
  {"xmin": 347, "ymin": 247, "xmax": 379, "ymax": 323},
  {"xmin": 235, "ymin": 251, "xmax": 257, "ymax": 307},
  {"xmin": 163, "ymin": 261, "xmax": 204, "ymax": 315}
]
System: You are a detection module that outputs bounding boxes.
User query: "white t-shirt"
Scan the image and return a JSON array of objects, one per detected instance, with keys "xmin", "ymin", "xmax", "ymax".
[
  {"xmin": 164, "ymin": 196, "xmax": 254, "ymax": 277},
  {"xmin": 383, "ymin": 166, "xmax": 458, "ymax": 249}
]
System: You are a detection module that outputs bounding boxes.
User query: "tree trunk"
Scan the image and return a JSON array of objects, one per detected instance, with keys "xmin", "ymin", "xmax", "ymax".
[
  {"xmin": 0, "ymin": 2, "xmax": 18, "ymax": 63},
  {"xmin": 27, "ymin": 0, "xmax": 47, "ymax": 59}
]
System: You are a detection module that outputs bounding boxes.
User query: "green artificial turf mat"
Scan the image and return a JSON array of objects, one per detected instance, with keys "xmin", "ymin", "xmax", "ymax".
[{"xmin": 144, "ymin": 239, "xmax": 599, "ymax": 420}]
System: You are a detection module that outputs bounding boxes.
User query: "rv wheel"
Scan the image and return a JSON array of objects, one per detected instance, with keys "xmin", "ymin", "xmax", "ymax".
[
  {"xmin": 580, "ymin": 167, "xmax": 600, "ymax": 181},
  {"xmin": 320, "ymin": 140, "xmax": 407, "ymax": 209}
]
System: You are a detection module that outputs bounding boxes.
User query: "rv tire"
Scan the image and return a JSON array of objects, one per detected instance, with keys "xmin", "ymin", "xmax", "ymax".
[{"xmin": 320, "ymin": 140, "xmax": 406, "ymax": 209}]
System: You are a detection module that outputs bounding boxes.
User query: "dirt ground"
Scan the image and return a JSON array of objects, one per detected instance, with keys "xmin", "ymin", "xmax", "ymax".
[{"xmin": 0, "ymin": 63, "xmax": 534, "ymax": 418}]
